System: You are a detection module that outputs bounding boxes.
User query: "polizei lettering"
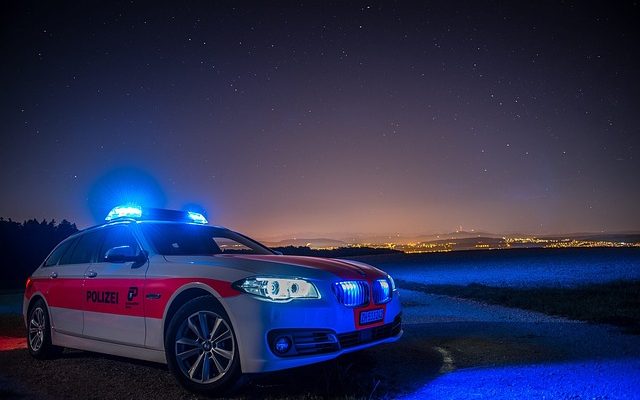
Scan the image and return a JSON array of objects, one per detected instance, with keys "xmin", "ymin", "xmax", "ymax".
[{"xmin": 86, "ymin": 290, "xmax": 119, "ymax": 304}]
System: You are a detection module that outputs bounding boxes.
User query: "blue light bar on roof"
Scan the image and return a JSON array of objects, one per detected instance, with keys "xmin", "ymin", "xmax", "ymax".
[
  {"xmin": 105, "ymin": 205, "xmax": 143, "ymax": 221},
  {"xmin": 187, "ymin": 211, "xmax": 208, "ymax": 224},
  {"xmin": 104, "ymin": 205, "xmax": 209, "ymax": 224}
]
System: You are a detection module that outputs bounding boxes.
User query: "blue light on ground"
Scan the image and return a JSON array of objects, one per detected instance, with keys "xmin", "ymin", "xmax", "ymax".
[
  {"xmin": 395, "ymin": 285, "xmax": 640, "ymax": 400},
  {"xmin": 399, "ymin": 360, "xmax": 640, "ymax": 400}
]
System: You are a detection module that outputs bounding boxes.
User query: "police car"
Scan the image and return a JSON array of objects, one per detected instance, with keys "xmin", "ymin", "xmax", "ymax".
[{"xmin": 24, "ymin": 206, "xmax": 402, "ymax": 394}]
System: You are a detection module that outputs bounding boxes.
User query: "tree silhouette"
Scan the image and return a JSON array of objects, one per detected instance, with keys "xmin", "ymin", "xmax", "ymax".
[{"xmin": 0, "ymin": 218, "xmax": 78, "ymax": 289}]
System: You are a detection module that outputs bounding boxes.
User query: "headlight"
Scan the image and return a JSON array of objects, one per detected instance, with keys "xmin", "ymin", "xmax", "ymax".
[{"xmin": 234, "ymin": 276, "xmax": 320, "ymax": 301}]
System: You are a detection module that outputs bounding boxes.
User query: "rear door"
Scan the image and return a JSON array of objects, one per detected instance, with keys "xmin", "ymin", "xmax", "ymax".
[
  {"xmin": 46, "ymin": 230, "xmax": 103, "ymax": 336},
  {"xmin": 82, "ymin": 224, "xmax": 147, "ymax": 346}
]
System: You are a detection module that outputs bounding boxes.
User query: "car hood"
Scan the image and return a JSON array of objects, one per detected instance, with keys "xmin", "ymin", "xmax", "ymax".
[{"xmin": 163, "ymin": 254, "xmax": 387, "ymax": 281}]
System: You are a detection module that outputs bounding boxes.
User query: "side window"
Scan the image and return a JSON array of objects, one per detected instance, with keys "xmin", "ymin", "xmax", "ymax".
[
  {"xmin": 44, "ymin": 239, "xmax": 74, "ymax": 267},
  {"xmin": 64, "ymin": 230, "xmax": 105, "ymax": 265},
  {"xmin": 59, "ymin": 237, "xmax": 79, "ymax": 266},
  {"xmin": 98, "ymin": 225, "xmax": 140, "ymax": 262}
]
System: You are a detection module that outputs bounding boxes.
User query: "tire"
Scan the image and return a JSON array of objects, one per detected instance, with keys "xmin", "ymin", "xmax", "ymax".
[
  {"xmin": 165, "ymin": 296, "xmax": 242, "ymax": 394},
  {"xmin": 27, "ymin": 299, "xmax": 62, "ymax": 359}
]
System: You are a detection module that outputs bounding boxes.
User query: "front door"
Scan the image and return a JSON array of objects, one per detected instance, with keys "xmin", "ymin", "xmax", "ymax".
[{"xmin": 82, "ymin": 223, "xmax": 147, "ymax": 346}]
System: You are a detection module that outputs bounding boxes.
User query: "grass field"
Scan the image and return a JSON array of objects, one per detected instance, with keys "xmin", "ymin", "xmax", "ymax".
[{"xmin": 397, "ymin": 279, "xmax": 640, "ymax": 334}]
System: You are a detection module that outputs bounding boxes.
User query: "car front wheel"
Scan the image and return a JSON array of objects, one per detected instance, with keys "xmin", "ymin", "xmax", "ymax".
[{"xmin": 165, "ymin": 296, "xmax": 241, "ymax": 394}]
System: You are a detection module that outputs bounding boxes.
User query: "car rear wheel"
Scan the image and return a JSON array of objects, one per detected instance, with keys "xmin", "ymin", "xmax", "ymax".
[
  {"xmin": 27, "ymin": 299, "xmax": 62, "ymax": 359},
  {"xmin": 165, "ymin": 296, "xmax": 241, "ymax": 394}
]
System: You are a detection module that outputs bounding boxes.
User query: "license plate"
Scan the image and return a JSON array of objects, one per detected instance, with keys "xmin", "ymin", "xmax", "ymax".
[{"xmin": 360, "ymin": 308, "xmax": 384, "ymax": 325}]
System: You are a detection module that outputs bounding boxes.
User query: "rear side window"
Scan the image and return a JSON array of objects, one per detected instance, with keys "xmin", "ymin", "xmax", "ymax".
[
  {"xmin": 59, "ymin": 237, "xmax": 79, "ymax": 265},
  {"xmin": 98, "ymin": 225, "xmax": 140, "ymax": 262},
  {"xmin": 63, "ymin": 230, "xmax": 105, "ymax": 265},
  {"xmin": 44, "ymin": 240, "xmax": 74, "ymax": 267}
]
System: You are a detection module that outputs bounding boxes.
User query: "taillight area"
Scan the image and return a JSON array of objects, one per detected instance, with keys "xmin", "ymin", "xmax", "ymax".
[{"xmin": 25, "ymin": 277, "xmax": 32, "ymax": 291}]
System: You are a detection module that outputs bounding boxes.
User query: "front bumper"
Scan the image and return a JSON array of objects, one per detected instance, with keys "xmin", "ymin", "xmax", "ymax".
[{"xmin": 222, "ymin": 287, "xmax": 402, "ymax": 373}]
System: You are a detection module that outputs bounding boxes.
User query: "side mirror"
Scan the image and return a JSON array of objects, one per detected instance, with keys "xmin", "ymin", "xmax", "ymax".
[{"xmin": 105, "ymin": 246, "xmax": 147, "ymax": 267}]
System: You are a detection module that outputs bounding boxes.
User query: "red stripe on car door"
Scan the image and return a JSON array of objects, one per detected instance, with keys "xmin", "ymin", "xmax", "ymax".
[{"xmin": 27, "ymin": 277, "xmax": 239, "ymax": 319}]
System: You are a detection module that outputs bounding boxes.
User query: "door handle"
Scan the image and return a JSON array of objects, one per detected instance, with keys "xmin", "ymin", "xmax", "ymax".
[
  {"xmin": 49, "ymin": 272, "xmax": 58, "ymax": 279},
  {"xmin": 86, "ymin": 270, "xmax": 98, "ymax": 278}
]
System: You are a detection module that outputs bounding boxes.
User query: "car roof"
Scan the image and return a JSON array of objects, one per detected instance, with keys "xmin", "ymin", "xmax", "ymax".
[{"xmin": 73, "ymin": 219, "xmax": 230, "ymax": 237}]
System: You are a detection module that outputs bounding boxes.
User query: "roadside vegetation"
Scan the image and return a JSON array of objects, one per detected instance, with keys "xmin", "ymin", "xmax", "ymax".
[
  {"xmin": 397, "ymin": 279, "xmax": 640, "ymax": 334},
  {"xmin": 0, "ymin": 218, "xmax": 78, "ymax": 289}
]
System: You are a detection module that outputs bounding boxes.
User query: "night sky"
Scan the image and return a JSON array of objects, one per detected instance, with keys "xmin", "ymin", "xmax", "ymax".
[{"xmin": 1, "ymin": 1, "xmax": 638, "ymax": 240}]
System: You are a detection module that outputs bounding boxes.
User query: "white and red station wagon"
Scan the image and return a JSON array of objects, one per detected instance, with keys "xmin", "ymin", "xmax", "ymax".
[{"xmin": 24, "ymin": 206, "xmax": 402, "ymax": 393}]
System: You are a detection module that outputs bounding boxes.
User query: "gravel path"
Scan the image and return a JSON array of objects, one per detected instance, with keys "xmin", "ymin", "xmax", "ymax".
[
  {"xmin": 1, "ymin": 288, "xmax": 640, "ymax": 399},
  {"xmin": 399, "ymin": 289, "xmax": 640, "ymax": 399}
]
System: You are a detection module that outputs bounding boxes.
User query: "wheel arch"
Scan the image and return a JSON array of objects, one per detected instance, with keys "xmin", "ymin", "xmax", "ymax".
[
  {"xmin": 25, "ymin": 292, "xmax": 50, "ymax": 327},
  {"xmin": 162, "ymin": 283, "xmax": 231, "ymax": 340}
]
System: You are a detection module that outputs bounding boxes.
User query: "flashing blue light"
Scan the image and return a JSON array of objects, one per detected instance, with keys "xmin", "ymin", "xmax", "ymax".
[
  {"xmin": 373, "ymin": 278, "xmax": 391, "ymax": 304},
  {"xmin": 187, "ymin": 211, "xmax": 208, "ymax": 224},
  {"xmin": 333, "ymin": 281, "xmax": 369, "ymax": 307},
  {"xmin": 105, "ymin": 205, "xmax": 143, "ymax": 221},
  {"xmin": 104, "ymin": 205, "xmax": 209, "ymax": 223}
]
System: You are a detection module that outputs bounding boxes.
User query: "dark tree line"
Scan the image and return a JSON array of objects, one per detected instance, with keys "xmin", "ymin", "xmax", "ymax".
[{"xmin": 0, "ymin": 218, "xmax": 78, "ymax": 289}]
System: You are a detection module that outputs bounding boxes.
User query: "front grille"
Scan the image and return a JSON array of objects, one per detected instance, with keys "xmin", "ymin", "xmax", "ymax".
[
  {"xmin": 333, "ymin": 280, "xmax": 369, "ymax": 307},
  {"xmin": 372, "ymin": 278, "xmax": 391, "ymax": 304},
  {"xmin": 338, "ymin": 314, "xmax": 402, "ymax": 349}
]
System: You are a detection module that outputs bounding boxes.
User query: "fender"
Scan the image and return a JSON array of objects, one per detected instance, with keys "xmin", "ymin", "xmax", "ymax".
[
  {"xmin": 145, "ymin": 279, "xmax": 240, "ymax": 351},
  {"xmin": 23, "ymin": 290, "xmax": 52, "ymax": 328},
  {"xmin": 160, "ymin": 281, "xmax": 235, "ymax": 329}
]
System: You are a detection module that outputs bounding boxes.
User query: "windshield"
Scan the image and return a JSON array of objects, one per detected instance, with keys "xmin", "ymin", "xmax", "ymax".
[{"xmin": 140, "ymin": 223, "xmax": 274, "ymax": 256}]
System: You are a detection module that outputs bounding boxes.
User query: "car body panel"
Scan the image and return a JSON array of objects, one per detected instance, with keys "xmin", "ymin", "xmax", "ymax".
[
  {"xmin": 28, "ymin": 263, "xmax": 87, "ymax": 336},
  {"xmin": 24, "ymin": 219, "xmax": 402, "ymax": 374},
  {"xmin": 83, "ymin": 274, "xmax": 146, "ymax": 346}
]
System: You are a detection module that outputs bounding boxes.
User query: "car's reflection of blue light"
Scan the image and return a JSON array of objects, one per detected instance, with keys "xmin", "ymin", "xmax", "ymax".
[{"xmin": 400, "ymin": 359, "xmax": 640, "ymax": 399}]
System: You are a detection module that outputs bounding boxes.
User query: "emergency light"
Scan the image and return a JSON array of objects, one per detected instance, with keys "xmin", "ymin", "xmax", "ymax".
[{"xmin": 105, "ymin": 205, "xmax": 208, "ymax": 224}]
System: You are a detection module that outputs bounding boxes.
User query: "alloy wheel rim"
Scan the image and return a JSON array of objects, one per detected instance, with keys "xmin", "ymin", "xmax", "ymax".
[
  {"xmin": 29, "ymin": 307, "xmax": 45, "ymax": 351},
  {"xmin": 175, "ymin": 311, "xmax": 235, "ymax": 384}
]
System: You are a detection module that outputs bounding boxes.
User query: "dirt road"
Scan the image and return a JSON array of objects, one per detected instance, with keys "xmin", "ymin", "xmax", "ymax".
[
  {"xmin": 1, "ymin": 288, "xmax": 639, "ymax": 399},
  {"xmin": 399, "ymin": 289, "xmax": 640, "ymax": 399}
]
